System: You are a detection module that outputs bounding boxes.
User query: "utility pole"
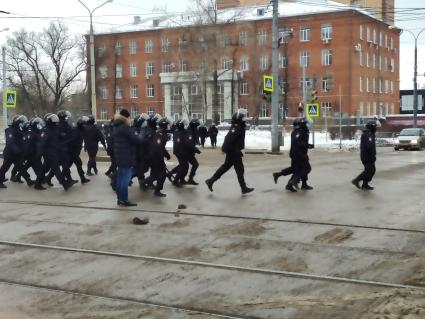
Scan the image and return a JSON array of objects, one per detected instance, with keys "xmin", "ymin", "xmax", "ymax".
[
  {"xmin": 2, "ymin": 46, "xmax": 6, "ymax": 131},
  {"xmin": 271, "ymin": 0, "xmax": 279, "ymax": 152},
  {"xmin": 339, "ymin": 85, "xmax": 342, "ymax": 150}
]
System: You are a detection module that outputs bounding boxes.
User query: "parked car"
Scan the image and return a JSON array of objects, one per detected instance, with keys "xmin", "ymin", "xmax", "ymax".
[{"xmin": 394, "ymin": 128, "xmax": 425, "ymax": 150}]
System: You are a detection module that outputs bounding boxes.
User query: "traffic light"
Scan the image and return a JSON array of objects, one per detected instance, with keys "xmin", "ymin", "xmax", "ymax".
[{"xmin": 310, "ymin": 90, "xmax": 318, "ymax": 103}]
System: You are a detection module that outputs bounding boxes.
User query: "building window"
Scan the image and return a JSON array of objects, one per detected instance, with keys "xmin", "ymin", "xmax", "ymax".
[
  {"xmin": 373, "ymin": 29, "xmax": 377, "ymax": 44},
  {"xmin": 379, "ymin": 31, "xmax": 382, "ymax": 47},
  {"xmin": 300, "ymin": 77, "xmax": 313, "ymax": 90},
  {"xmin": 322, "ymin": 49, "xmax": 332, "ymax": 66},
  {"xmin": 321, "ymin": 76, "xmax": 331, "ymax": 92},
  {"xmin": 379, "ymin": 55, "xmax": 382, "ymax": 70},
  {"xmin": 98, "ymin": 44, "xmax": 107, "ymax": 57},
  {"xmin": 239, "ymin": 31, "xmax": 248, "ymax": 46},
  {"xmin": 366, "ymin": 52, "xmax": 370, "ymax": 67},
  {"xmin": 373, "ymin": 102, "xmax": 377, "ymax": 115},
  {"xmin": 115, "ymin": 42, "xmax": 122, "ymax": 55},
  {"xmin": 115, "ymin": 64, "xmax": 122, "ymax": 78},
  {"xmin": 359, "ymin": 77, "xmax": 363, "ymax": 92},
  {"xmin": 390, "ymin": 37, "xmax": 394, "ymax": 50},
  {"xmin": 240, "ymin": 80, "xmax": 248, "ymax": 95},
  {"xmin": 373, "ymin": 78, "xmax": 376, "ymax": 93},
  {"xmin": 99, "ymin": 65, "xmax": 108, "ymax": 79},
  {"xmin": 259, "ymin": 55, "xmax": 269, "ymax": 70},
  {"xmin": 360, "ymin": 25, "xmax": 363, "ymax": 40},
  {"xmin": 279, "ymin": 28, "xmax": 292, "ymax": 44},
  {"xmin": 145, "ymin": 39, "xmax": 153, "ymax": 53},
  {"xmin": 390, "ymin": 58, "xmax": 394, "ymax": 72},
  {"xmin": 372, "ymin": 54, "xmax": 376, "ymax": 69},
  {"xmin": 379, "ymin": 79, "xmax": 382, "ymax": 93},
  {"xmin": 385, "ymin": 34, "xmax": 388, "ymax": 48},
  {"xmin": 299, "ymin": 51, "xmax": 309, "ymax": 67},
  {"xmin": 321, "ymin": 24, "xmax": 332, "ymax": 40},
  {"xmin": 115, "ymin": 85, "xmax": 123, "ymax": 99},
  {"xmin": 180, "ymin": 60, "xmax": 188, "ymax": 72},
  {"xmin": 359, "ymin": 102, "xmax": 364, "ymax": 116},
  {"xmin": 130, "ymin": 63, "xmax": 137, "ymax": 77},
  {"xmin": 163, "ymin": 62, "xmax": 172, "ymax": 73},
  {"xmin": 279, "ymin": 79, "xmax": 287, "ymax": 94},
  {"xmin": 130, "ymin": 85, "xmax": 138, "ymax": 98},
  {"xmin": 260, "ymin": 103, "xmax": 269, "ymax": 117},
  {"xmin": 240, "ymin": 56, "xmax": 249, "ymax": 71},
  {"xmin": 161, "ymin": 37, "xmax": 170, "ymax": 52},
  {"xmin": 147, "ymin": 106, "xmax": 155, "ymax": 115},
  {"xmin": 100, "ymin": 87, "xmax": 108, "ymax": 99},
  {"xmin": 385, "ymin": 80, "xmax": 389, "ymax": 94},
  {"xmin": 191, "ymin": 84, "xmax": 198, "ymax": 95},
  {"xmin": 147, "ymin": 84, "xmax": 155, "ymax": 97},
  {"xmin": 100, "ymin": 108, "xmax": 108, "ymax": 120},
  {"xmin": 222, "ymin": 56, "xmax": 232, "ymax": 70},
  {"xmin": 219, "ymin": 33, "xmax": 229, "ymax": 47},
  {"xmin": 131, "ymin": 107, "xmax": 139, "ymax": 118},
  {"xmin": 367, "ymin": 27, "xmax": 371, "ymax": 42},
  {"xmin": 384, "ymin": 57, "xmax": 388, "ymax": 71},
  {"xmin": 146, "ymin": 62, "xmax": 154, "ymax": 76},
  {"xmin": 391, "ymin": 81, "xmax": 394, "ymax": 93},
  {"xmin": 322, "ymin": 102, "xmax": 332, "ymax": 115},
  {"xmin": 129, "ymin": 40, "xmax": 137, "ymax": 55},
  {"xmin": 258, "ymin": 30, "xmax": 268, "ymax": 46},
  {"xmin": 300, "ymin": 27, "xmax": 310, "ymax": 42},
  {"xmin": 366, "ymin": 77, "xmax": 369, "ymax": 92},
  {"xmin": 359, "ymin": 51, "xmax": 363, "ymax": 66},
  {"xmin": 278, "ymin": 53, "xmax": 287, "ymax": 68}
]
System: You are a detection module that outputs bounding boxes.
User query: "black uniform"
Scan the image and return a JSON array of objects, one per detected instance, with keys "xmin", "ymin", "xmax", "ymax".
[
  {"xmin": 352, "ymin": 125, "xmax": 377, "ymax": 190},
  {"xmin": 84, "ymin": 123, "xmax": 106, "ymax": 175},
  {"xmin": 69, "ymin": 124, "xmax": 90, "ymax": 183},
  {"xmin": 104, "ymin": 121, "xmax": 117, "ymax": 176},
  {"xmin": 208, "ymin": 125, "xmax": 218, "ymax": 148},
  {"xmin": 184, "ymin": 125, "xmax": 201, "ymax": 184},
  {"xmin": 205, "ymin": 114, "xmax": 253, "ymax": 194},
  {"xmin": 172, "ymin": 124, "xmax": 189, "ymax": 186},
  {"xmin": 288, "ymin": 125, "xmax": 314, "ymax": 191},
  {"xmin": 198, "ymin": 125, "xmax": 208, "ymax": 148},
  {"xmin": 0, "ymin": 125, "xmax": 32, "ymax": 188},
  {"xmin": 57, "ymin": 119, "xmax": 74, "ymax": 182}
]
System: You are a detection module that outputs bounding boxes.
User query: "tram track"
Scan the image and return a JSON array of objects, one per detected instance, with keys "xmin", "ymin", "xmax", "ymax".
[
  {"xmin": 0, "ymin": 280, "xmax": 253, "ymax": 319},
  {"xmin": 1, "ymin": 240, "xmax": 424, "ymax": 291},
  {"xmin": 1, "ymin": 199, "xmax": 425, "ymax": 235}
]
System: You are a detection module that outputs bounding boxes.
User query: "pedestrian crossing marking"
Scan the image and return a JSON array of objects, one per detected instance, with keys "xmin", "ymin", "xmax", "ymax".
[
  {"xmin": 263, "ymin": 75, "xmax": 274, "ymax": 92},
  {"xmin": 306, "ymin": 103, "xmax": 320, "ymax": 117},
  {"xmin": 4, "ymin": 90, "xmax": 17, "ymax": 108}
]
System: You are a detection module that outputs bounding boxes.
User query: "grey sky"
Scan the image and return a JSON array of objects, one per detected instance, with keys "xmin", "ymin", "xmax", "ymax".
[{"xmin": 0, "ymin": 0, "xmax": 424, "ymax": 90}]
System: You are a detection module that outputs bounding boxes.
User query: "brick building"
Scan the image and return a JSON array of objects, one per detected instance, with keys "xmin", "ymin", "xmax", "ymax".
[{"xmin": 90, "ymin": 0, "xmax": 400, "ymax": 123}]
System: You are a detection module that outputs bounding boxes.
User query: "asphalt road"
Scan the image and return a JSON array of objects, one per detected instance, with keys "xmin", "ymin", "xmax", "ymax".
[{"xmin": 0, "ymin": 147, "xmax": 425, "ymax": 318}]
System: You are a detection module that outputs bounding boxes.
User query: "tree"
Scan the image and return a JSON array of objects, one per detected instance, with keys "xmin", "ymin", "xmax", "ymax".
[{"xmin": 6, "ymin": 21, "xmax": 86, "ymax": 115}]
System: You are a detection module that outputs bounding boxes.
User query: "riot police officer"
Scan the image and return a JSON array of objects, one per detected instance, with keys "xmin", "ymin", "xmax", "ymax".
[
  {"xmin": 286, "ymin": 117, "xmax": 314, "ymax": 192},
  {"xmin": 104, "ymin": 119, "xmax": 116, "ymax": 177},
  {"xmin": 205, "ymin": 109, "xmax": 254, "ymax": 194},
  {"xmin": 198, "ymin": 123, "xmax": 208, "ymax": 148},
  {"xmin": 84, "ymin": 115, "xmax": 106, "ymax": 176},
  {"xmin": 143, "ymin": 117, "xmax": 171, "ymax": 197},
  {"xmin": 69, "ymin": 116, "xmax": 91, "ymax": 184},
  {"xmin": 132, "ymin": 113, "xmax": 150, "ymax": 188},
  {"xmin": 352, "ymin": 120, "xmax": 380, "ymax": 190},
  {"xmin": 56, "ymin": 110, "xmax": 74, "ymax": 183},
  {"xmin": 171, "ymin": 119, "xmax": 189, "ymax": 187},
  {"xmin": 184, "ymin": 118, "xmax": 201, "ymax": 185},
  {"xmin": 0, "ymin": 115, "xmax": 33, "ymax": 188},
  {"xmin": 208, "ymin": 123, "xmax": 218, "ymax": 148}
]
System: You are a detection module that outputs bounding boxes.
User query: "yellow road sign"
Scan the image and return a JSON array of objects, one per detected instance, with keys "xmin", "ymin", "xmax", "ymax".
[
  {"xmin": 5, "ymin": 90, "xmax": 17, "ymax": 108},
  {"xmin": 306, "ymin": 103, "xmax": 320, "ymax": 117},
  {"xmin": 263, "ymin": 75, "xmax": 274, "ymax": 92}
]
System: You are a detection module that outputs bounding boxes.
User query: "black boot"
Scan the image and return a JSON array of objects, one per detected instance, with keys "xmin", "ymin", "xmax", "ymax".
[
  {"xmin": 273, "ymin": 172, "xmax": 280, "ymax": 184},
  {"xmin": 34, "ymin": 184, "xmax": 46, "ymax": 190},
  {"xmin": 362, "ymin": 183, "xmax": 374, "ymax": 190},
  {"xmin": 301, "ymin": 183, "xmax": 313, "ymax": 190},
  {"xmin": 285, "ymin": 183, "xmax": 297, "ymax": 192},
  {"xmin": 187, "ymin": 178, "xmax": 198, "ymax": 185},
  {"xmin": 241, "ymin": 187, "xmax": 254, "ymax": 194},
  {"xmin": 81, "ymin": 177, "xmax": 90, "ymax": 184},
  {"xmin": 0, "ymin": 182, "xmax": 7, "ymax": 189},
  {"xmin": 205, "ymin": 178, "xmax": 214, "ymax": 192},
  {"xmin": 154, "ymin": 190, "xmax": 166, "ymax": 197},
  {"xmin": 351, "ymin": 178, "xmax": 361, "ymax": 189}
]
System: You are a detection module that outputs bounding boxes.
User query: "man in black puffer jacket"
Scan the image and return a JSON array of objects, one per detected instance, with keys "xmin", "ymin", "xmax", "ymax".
[
  {"xmin": 112, "ymin": 109, "xmax": 145, "ymax": 206},
  {"xmin": 205, "ymin": 109, "xmax": 254, "ymax": 194}
]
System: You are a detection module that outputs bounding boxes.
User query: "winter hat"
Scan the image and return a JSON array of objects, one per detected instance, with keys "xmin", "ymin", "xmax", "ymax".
[{"xmin": 120, "ymin": 109, "xmax": 130, "ymax": 118}]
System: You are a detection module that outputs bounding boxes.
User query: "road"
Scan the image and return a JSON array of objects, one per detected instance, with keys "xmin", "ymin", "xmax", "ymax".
[{"xmin": 0, "ymin": 147, "xmax": 425, "ymax": 318}]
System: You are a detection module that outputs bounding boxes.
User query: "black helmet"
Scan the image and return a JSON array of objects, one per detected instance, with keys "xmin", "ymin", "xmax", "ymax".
[
  {"xmin": 43, "ymin": 113, "xmax": 53, "ymax": 122},
  {"xmin": 175, "ymin": 119, "xmax": 187, "ymax": 130},
  {"xmin": 57, "ymin": 110, "xmax": 72, "ymax": 121},
  {"xmin": 189, "ymin": 118, "xmax": 200, "ymax": 128},
  {"xmin": 22, "ymin": 121, "xmax": 31, "ymax": 131},
  {"xmin": 232, "ymin": 109, "xmax": 247, "ymax": 123},
  {"xmin": 11, "ymin": 115, "xmax": 28, "ymax": 130},
  {"xmin": 158, "ymin": 117, "xmax": 170, "ymax": 130},
  {"xmin": 30, "ymin": 117, "xmax": 45, "ymax": 131},
  {"xmin": 147, "ymin": 113, "xmax": 162, "ymax": 128},
  {"xmin": 45, "ymin": 113, "xmax": 60, "ymax": 126},
  {"xmin": 77, "ymin": 116, "xmax": 89, "ymax": 129},
  {"xmin": 297, "ymin": 117, "xmax": 311, "ymax": 131},
  {"xmin": 87, "ymin": 114, "xmax": 95, "ymax": 125},
  {"xmin": 133, "ymin": 113, "xmax": 149, "ymax": 128},
  {"xmin": 365, "ymin": 120, "xmax": 380, "ymax": 133}
]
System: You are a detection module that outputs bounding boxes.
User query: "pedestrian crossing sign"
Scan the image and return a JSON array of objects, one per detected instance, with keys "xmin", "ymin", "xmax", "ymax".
[
  {"xmin": 306, "ymin": 103, "xmax": 319, "ymax": 117},
  {"xmin": 4, "ymin": 90, "xmax": 17, "ymax": 108},
  {"xmin": 263, "ymin": 75, "xmax": 274, "ymax": 92}
]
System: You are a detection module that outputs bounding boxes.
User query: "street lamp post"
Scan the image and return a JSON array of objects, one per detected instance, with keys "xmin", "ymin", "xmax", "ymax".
[
  {"xmin": 391, "ymin": 26, "xmax": 425, "ymax": 127},
  {"xmin": 78, "ymin": 0, "xmax": 113, "ymax": 120},
  {"xmin": 1, "ymin": 27, "xmax": 10, "ymax": 132}
]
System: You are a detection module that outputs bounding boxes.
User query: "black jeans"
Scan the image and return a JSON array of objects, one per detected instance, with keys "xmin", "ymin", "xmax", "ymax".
[
  {"xmin": 356, "ymin": 162, "xmax": 376, "ymax": 184},
  {"xmin": 211, "ymin": 152, "xmax": 246, "ymax": 189}
]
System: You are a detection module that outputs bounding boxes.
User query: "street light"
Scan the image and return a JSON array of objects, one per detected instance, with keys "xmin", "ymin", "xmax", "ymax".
[
  {"xmin": 78, "ymin": 0, "xmax": 113, "ymax": 120},
  {"xmin": 390, "ymin": 25, "xmax": 425, "ymax": 127},
  {"xmin": 1, "ymin": 28, "xmax": 10, "ymax": 132}
]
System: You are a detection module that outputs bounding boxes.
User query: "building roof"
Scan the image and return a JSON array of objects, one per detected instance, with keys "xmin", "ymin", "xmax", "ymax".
[{"xmin": 95, "ymin": 0, "xmax": 384, "ymax": 36}]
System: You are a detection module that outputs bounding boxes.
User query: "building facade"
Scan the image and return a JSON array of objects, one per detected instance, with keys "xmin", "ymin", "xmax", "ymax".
[{"xmin": 90, "ymin": 2, "xmax": 400, "ymax": 122}]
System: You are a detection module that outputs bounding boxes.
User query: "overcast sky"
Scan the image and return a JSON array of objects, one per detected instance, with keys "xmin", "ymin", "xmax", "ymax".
[{"xmin": 0, "ymin": 0, "xmax": 424, "ymax": 90}]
